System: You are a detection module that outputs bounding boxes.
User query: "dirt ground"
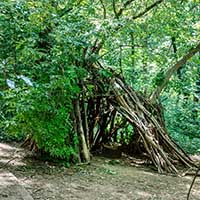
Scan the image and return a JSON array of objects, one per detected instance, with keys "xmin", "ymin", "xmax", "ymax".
[{"xmin": 0, "ymin": 142, "xmax": 200, "ymax": 200}]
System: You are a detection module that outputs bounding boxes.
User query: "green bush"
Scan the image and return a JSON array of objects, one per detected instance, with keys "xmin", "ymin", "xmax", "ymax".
[
  {"xmin": 1, "ymin": 75, "xmax": 80, "ymax": 161},
  {"xmin": 164, "ymin": 94, "xmax": 200, "ymax": 154}
]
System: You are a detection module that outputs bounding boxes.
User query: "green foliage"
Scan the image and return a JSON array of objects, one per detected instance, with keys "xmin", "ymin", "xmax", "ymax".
[
  {"xmin": 1, "ymin": 75, "xmax": 80, "ymax": 161},
  {"xmin": 171, "ymin": 134, "xmax": 200, "ymax": 155},
  {"xmin": 164, "ymin": 94, "xmax": 200, "ymax": 154},
  {"xmin": 99, "ymin": 69, "xmax": 112, "ymax": 78},
  {"xmin": 152, "ymin": 70, "xmax": 165, "ymax": 87}
]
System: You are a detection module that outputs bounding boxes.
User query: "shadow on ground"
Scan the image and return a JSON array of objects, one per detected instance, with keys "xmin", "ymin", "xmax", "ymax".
[{"xmin": 0, "ymin": 142, "xmax": 200, "ymax": 200}]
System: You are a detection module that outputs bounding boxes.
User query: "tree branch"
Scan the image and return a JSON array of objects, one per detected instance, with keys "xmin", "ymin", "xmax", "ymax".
[
  {"xmin": 187, "ymin": 167, "xmax": 200, "ymax": 200},
  {"xmin": 150, "ymin": 42, "xmax": 200, "ymax": 102},
  {"xmin": 132, "ymin": 0, "xmax": 163, "ymax": 20},
  {"xmin": 59, "ymin": 0, "xmax": 83, "ymax": 18},
  {"xmin": 112, "ymin": 0, "xmax": 118, "ymax": 18},
  {"xmin": 87, "ymin": 0, "xmax": 164, "ymax": 64},
  {"xmin": 99, "ymin": 0, "xmax": 106, "ymax": 19},
  {"xmin": 117, "ymin": 0, "xmax": 136, "ymax": 18}
]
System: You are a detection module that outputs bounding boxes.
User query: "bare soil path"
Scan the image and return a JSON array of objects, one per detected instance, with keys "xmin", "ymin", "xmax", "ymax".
[{"xmin": 0, "ymin": 142, "xmax": 199, "ymax": 200}]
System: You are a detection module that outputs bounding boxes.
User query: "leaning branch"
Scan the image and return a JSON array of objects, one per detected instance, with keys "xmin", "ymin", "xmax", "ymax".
[
  {"xmin": 132, "ymin": 0, "xmax": 163, "ymax": 20},
  {"xmin": 150, "ymin": 42, "xmax": 200, "ymax": 102}
]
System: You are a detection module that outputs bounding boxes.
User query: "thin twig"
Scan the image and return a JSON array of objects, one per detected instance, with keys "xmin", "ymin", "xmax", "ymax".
[
  {"xmin": 187, "ymin": 167, "xmax": 200, "ymax": 200},
  {"xmin": 0, "ymin": 157, "xmax": 18, "ymax": 168}
]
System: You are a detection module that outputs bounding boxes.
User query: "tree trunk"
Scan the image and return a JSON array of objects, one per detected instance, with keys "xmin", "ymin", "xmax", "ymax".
[{"xmin": 74, "ymin": 99, "xmax": 90, "ymax": 163}]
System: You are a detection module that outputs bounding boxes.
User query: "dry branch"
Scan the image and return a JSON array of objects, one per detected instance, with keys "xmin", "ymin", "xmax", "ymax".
[{"xmin": 107, "ymin": 77, "xmax": 195, "ymax": 173}]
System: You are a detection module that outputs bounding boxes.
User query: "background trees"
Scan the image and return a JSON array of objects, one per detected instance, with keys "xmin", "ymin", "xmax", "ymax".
[{"xmin": 0, "ymin": 0, "xmax": 199, "ymax": 170}]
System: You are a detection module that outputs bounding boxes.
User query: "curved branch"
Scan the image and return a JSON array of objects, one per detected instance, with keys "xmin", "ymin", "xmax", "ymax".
[{"xmin": 150, "ymin": 42, "xmax": 200, "ymax": 102}]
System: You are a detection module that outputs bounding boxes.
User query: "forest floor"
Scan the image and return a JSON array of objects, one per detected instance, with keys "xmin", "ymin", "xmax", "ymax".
[{"xmin": 0, "ymin": 142, "xmax": 200, "ymax": 200}]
